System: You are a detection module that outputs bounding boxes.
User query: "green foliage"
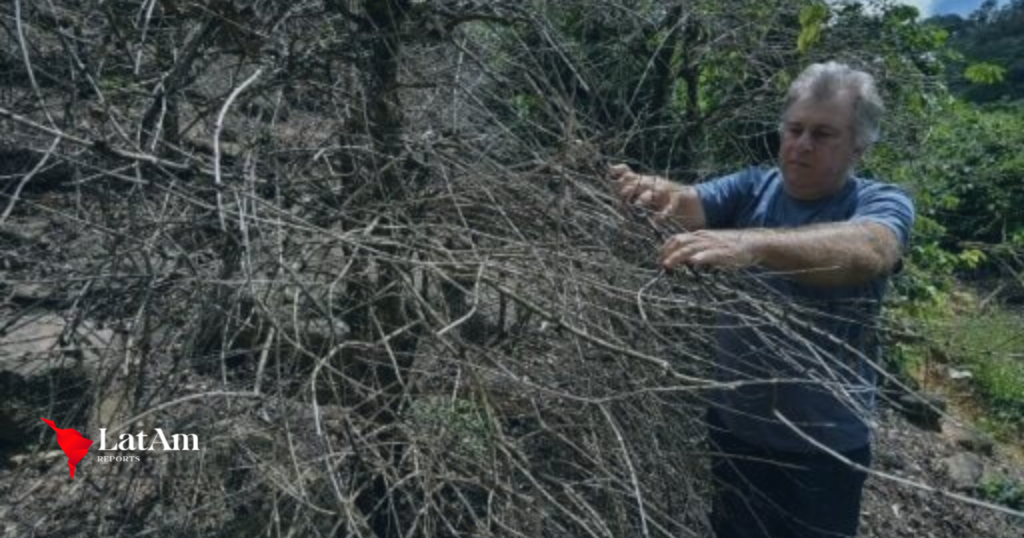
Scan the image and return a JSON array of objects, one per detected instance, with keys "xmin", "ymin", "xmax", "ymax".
[
  {"xmin": 814, "ymin": 2, "xmax": 951, "ymax": 155},
  {"xmin": 479, "ymin": 0, "xmax": 950, "ymax": 176},
  {"xmin": 869, "ymin": 101, "xmax": 1024, "ymax": 258},
  {"xmin": 936, "ymin": 104, "xmax": 1024, "ymax": 243},
  {"xmin": 874, "ymin": 92, "xmax": 1024, "ymax": 443},
  {"xmin": 979, "ymin": 473, "xmax": 1024, "ymax": 510},
  {"xmin": 864, "ymin": 101, "xmax": 1015, "ymax": 309},
  {"xmin": 410, "ymin": 396, "xmax": 494, "ymax": 461},
  {"xmin": 926, "ymin": 0, "xmax": 1024, "ymax": 102},
  {"xmin": 964, "ymin": 62, "xmax": 1008, "ymax": 84},
  {"xmin": 883, "ymin": 4, "xmax": 921, "ymax": 26},
  {"xmin": 797, "ymin": 2, "xmax": 829, "ymax": 54},
  {"xmin": 510, "ymin": 93, "xmax": 541, "ymax": 120},
  {"xmin": 957, "ymin": 248, "xmax": 987, "ymax": 270},
  {"xmin": 98, "ymin": 75, "xmax": 140, "ymax": 93}
]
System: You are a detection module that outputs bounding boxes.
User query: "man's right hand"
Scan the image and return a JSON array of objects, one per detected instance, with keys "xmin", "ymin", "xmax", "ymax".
[
  {"xmin": 608, "ymin": 163, "xmax": 708, "ymax": 230},
  {"xmin": 608, "ymin": 164, "xmax": 680, "ymax": 219}
]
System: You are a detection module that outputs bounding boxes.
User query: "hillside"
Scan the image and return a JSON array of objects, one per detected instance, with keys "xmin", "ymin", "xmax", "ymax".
[{"xmin": 1, "ymin": 1, "xmax": 1022, "ymax": 536}]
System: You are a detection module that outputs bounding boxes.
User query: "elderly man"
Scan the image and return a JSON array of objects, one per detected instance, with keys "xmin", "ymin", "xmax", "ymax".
[{"xmin": 611, "ymin": 62, "xmax": 914, "ymax": 538}]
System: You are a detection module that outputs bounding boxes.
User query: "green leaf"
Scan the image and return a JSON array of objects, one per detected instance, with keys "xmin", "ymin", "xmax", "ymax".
[
  {"xmin": 797, "ymin": 3, "xmax": 829, "ymax": 54},
  {"xmin": 957, "ymin": 249, "xmax": 987, "ymax": 270},
  {"xmin": 885, "ymin": 5, "xmax": 919, "ymax": 24},
  {"xmin": 964, "ymin": 63, "xmax": 1007, "ymax": 85}
]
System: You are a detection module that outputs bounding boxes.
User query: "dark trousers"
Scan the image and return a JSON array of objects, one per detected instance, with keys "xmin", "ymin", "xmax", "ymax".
[{"xmin": 708, "ymin": 410, "xmax": 871, "ymax": 538}]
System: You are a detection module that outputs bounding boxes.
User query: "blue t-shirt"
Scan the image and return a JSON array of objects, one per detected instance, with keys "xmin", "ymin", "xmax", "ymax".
[{"xmin": 695, "ymin": 166, "xmax": 914, "ymax": 452}]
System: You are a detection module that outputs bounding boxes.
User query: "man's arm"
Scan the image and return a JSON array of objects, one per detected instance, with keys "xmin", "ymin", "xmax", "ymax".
[
  {"xmin": 658, "ymin": 221, "xmax": 903, "ymax": 287},
  {"xmin": 609, "ymin": 164, "xmax": 708, "ymax": 230}
]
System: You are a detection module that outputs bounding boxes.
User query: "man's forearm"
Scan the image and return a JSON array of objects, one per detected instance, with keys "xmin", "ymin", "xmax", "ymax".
[
  {"xmin": 744, "ymin": 222, "xmax": 901, "ymax": 287},
  {"xmin": 668, "ymin": 185, "xmax": 708, "ymax": 230}
]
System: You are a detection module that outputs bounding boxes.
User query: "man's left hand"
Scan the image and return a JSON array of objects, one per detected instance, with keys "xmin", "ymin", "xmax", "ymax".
[{"xmin": 658, "ymin": 230, "xmax": 761, "ymax": 270}]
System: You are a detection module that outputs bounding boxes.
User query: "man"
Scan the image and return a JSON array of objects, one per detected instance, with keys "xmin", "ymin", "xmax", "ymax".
[{"xmin": 610, "ymin": 62, "xmax": 914, "ymax": 538}]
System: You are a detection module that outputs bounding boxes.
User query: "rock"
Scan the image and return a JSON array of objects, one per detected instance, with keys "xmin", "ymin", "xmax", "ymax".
[
  {"xmin": 0, "ymin": 266, "xmax": 61, "ymax": 306},
  {"xmin": 0, "ymin": 219, "xmax": 49, "ymax": 246},
  {"xmin": 7, "ymin": 281, "xmax": 61, "ymax": 306},
  {"xmin": 942, "ymin": 453, "xmax": 985, "ymax": 491},
  {"xmin": 0, "ymin": 314, "xmax": 66, "ymax": 375},
  {"xmin": 0, "ymin": 313, "xmax": 114, "ymax": 447},
  {"xmin": 942, "ymin": 420, "xmax": 995, "ymax": 456},
  {"xmin": 0, "ymin": 313, "xmax": 114, "ymax": 373},
  {"xmin": 897, "ymin": 393, "xmax": 946, "ymax": 431},
  {"xmin": 947, "ymin": 367, "xmax": 973, "ymax": 381},
  {"xmin": 875, "ymin": 450, "xmax": 905, "ymax": 471},
  {"xmin": 0, "ymin": 505, "xmax": 13, "ymax": 538}
]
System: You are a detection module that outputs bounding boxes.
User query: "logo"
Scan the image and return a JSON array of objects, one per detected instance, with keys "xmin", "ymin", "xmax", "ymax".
[
  {"xmin": 40, "ymin": 417, "xmax": 94, "ymax": 480},
  {"xmin": 97, "ymin": 428, "xmax": 200, "ymax": 451},
  {"xmin": 41, "ymin": 419, "xmax": 201, "ymax": 479}
]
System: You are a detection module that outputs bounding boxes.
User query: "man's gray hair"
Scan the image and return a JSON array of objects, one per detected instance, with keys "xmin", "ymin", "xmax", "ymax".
[{"xmin": 783, "ymin": 61, "xmax": 885, "ymax": 149}]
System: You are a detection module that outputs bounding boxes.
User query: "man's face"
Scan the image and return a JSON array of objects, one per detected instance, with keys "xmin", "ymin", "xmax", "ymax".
[{"xmin": 779, "ymin": 94, "xmax": 862, "ymax": 201}]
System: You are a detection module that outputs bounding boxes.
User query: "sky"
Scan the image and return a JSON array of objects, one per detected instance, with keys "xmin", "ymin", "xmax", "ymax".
[{"xmin": 900, "ymin": 0, "xmax": 1011, "ymax": 17}]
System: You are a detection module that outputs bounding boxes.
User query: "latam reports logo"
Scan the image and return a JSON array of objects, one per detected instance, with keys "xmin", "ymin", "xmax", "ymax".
[
  {"xmin": 41, "ymin": 417, "xmax": 200, "ymax": 480},
  {"xmin": 40, "ymin": 417, "xmax": 94, "ymax": 480}
]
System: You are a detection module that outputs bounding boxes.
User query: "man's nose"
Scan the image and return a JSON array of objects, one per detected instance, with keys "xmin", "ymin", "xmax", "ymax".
[{"xmin": 794, "ymin": 131, "xmax": 814, "ymax": 152}]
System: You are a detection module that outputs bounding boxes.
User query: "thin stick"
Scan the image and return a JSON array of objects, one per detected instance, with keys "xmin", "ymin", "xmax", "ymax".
[
  {"xmin": 0, "ymin": 105, "xmax": 195, "ymax": 173},
  {"xmin": 214, "ymin": 67, "xmax": 264, "ymax": 230},
  {"xmin": 600, "ymin": 404, "xmax": 652, "ymax": 538},
  {"xmin": 14, "ymin": 0, "xmax": 56, "ymax": 127},
  {"xmin": 774, "ymin": 410, "xmax": 1024, "ymax": 519}
]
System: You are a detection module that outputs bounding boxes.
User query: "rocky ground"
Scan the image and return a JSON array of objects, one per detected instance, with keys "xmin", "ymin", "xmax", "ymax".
[{"xmin": 861, "ymin": 404, "xmax": 1023, "ymax": 537}]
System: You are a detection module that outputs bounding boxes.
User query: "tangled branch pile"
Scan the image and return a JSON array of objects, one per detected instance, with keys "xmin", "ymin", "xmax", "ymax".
[{"xmin": 0, "ymin": 1, "xmax": 942, "ymax": 537}]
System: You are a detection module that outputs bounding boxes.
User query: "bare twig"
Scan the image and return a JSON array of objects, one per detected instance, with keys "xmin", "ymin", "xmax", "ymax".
[{"xmin": 214, "ymin": 67, "xmax": 264, "ymax": 230}]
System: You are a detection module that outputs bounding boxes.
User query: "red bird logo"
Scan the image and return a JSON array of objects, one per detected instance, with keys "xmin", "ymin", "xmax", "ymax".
[{"xmin": 40, "ymin": 418, "xmax": 94, "ymax": 480}]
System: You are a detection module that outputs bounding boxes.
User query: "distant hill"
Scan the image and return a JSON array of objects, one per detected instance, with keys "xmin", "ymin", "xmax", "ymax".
[{"xmin": 926, "ymin": 0, "xmax": 1024, "ymax": 102}]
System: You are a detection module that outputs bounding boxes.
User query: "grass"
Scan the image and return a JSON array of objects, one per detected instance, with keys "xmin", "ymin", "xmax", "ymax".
[
  {"xmin": 942, "ymin": 308, "xmax": 1024, "ymax": 423},
  {"xmin": 889, "ymin": 290, "xmax": 1024, "ymax": 441}
]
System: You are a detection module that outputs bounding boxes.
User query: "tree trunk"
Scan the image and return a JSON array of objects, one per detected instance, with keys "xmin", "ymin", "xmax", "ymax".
[{"xmin": 329, "ymin": 2, "xmax": 420, "ymax": 535}]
